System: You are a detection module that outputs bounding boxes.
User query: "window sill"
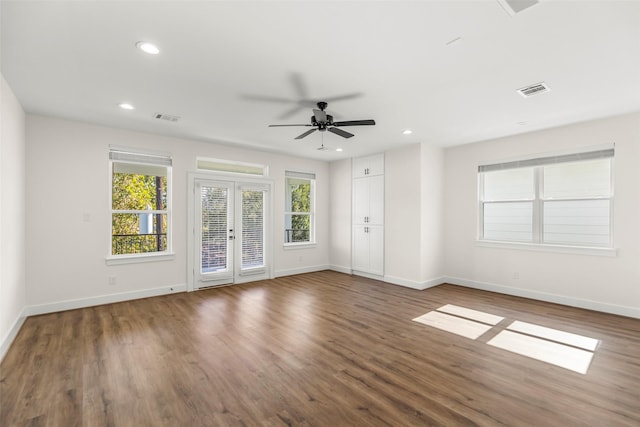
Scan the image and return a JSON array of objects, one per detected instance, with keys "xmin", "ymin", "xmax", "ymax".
[
  {"xmin": 283, "ymin": 242, "xmax": 317, "ymax": 250},
  {"xmin": 106, "ymin": 252, "xmax": 176, "ymax": 265},
  {"xmin": 476, "ymin": 240, "xmax": 617, "ymax": 257}
]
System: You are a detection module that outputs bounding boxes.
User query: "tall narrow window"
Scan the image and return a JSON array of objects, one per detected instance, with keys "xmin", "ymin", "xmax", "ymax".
[
  {"xmin": 479, "ymin": 148, "xmax": 613, "ymax": 248},
  {"xmin": 284, "ymin": 171, "xmax": 315, "ymax": 244},
  {"xmin": 110, "ymin": 149, "xmax": 172, "ymax": 256}
]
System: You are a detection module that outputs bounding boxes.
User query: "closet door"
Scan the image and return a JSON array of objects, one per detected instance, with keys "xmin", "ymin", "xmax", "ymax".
[{"xmin": 352, "ymin": 153, "xmax": 384, "ymax": 277}]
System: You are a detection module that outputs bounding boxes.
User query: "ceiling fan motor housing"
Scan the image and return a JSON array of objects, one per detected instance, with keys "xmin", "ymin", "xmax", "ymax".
[{"xmin": 269, "ymin": 101, "xmax": 375, "ymax": 140}]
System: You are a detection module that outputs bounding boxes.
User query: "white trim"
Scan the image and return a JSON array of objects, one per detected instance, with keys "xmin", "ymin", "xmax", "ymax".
[
  {"xmin": 444, "ymin": 276, "xmax": 640, "ymax": 319},
  {"xmin": 283, "ymin": 242, "xmax": 317, "ymax": 250},
  {"xmin": 106, "ymin": 252, "xmax": 176, "ymax": 265},
  {"xmin": 475, "ymin": 240, "xmax": 617, "ymax": 257},
  {"xmin": 25, "ymin": 284, "xmax": 187, "ymax": 317},
  {"xmin": 383, "ymin": 275, "xmax": 444, "ymax": 290},
  {"xmin": 329, "ymin": 264, "xmax": 352, "ymax": 275},
  {"xmin": 274, "ymin": 265, "xmax": 329, "ymax": 278},
  {"xmin": 196, "ymin": 157, "xmax": 268, "ymax": 177},
  {"xmin": 352, "ymin": 270, "xmax": 384, "ymax": 281},
  {"xmin": 0, "ymin": 307, "xmax": 27, "ymax": 363}
]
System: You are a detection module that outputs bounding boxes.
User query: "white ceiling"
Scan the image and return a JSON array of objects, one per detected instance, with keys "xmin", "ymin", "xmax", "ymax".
[{"xmin": 2, "ymin": 1, "xmax": 639, "ymax": 161}]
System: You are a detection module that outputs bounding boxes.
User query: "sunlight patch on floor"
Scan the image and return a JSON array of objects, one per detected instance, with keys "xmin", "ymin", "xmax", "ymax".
[
  {"xmin": 413, "ymin": 305, "xmax": 599, "ymax": 374},
  {"xmin": 412, "ymin": 310, "xmax": 493, "ymax": 339}
]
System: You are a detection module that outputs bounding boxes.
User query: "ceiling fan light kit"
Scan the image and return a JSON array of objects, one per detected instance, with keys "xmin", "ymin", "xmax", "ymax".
[{"xmin": 268, "ymin": 101, "xmax": 375, "ymax": 140}]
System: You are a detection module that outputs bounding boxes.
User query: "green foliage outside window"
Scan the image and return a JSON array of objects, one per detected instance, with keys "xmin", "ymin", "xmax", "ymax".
[
  {"xmin": 287, "ymin": 180, "xmax": 311, "ymax": 242},
  {"xmin": 112, "ymin": 171, "xmax": 167, "ymax": 254}
]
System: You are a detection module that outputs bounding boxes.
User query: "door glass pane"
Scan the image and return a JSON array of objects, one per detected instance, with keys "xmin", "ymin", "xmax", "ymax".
[
  {"xmin": 201, "ymin": 186, "xmax": 228, "ymax": 273},
  {"xmin": 241, "ymin": 190, "xmax": 264, "ymax": 270}
]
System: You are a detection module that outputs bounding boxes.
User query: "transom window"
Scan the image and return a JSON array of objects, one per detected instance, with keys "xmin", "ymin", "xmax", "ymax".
[
  {"xmin": 479, "ymin": 148, "xmax": 614, "ymax": 248},
  {"xmin": 284, "ymin": 171, "xmax": 315, "ymax": 244},
  {"xmin": 109, "ymin": 149, "xmax": 172, "ymax": 256}
]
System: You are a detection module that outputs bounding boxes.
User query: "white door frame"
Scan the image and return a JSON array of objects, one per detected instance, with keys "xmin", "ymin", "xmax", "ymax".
[{"xmin": 187, "ymin": 172, "xmax": 274, "ymax": 291}]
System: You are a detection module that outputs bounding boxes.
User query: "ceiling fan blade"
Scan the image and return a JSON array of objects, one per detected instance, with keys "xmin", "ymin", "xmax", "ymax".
[
  {"xmin": 278, "ymin": 105, "xmax": 306, "ymax": 120},
  {"xmin": 322, "ymin": 92, "xmax": 363, "ymax": 103},
  {"xmin": 268, "ymin": 124, "xmax": 311, "ymax": 127},
  {"xmin": 313, "ymin": 109, "xmax": 327, "ymax": 123},
  {"xmin": 290, "ymin": 72, "xmax": 309, "ymax": 99},
  {"xmin": 328, "ymin": 127, "xmax": 354, "ymax": 139},
  {"xmin": 241, "ymin": 94, "xmax": 297, "ymax": 104},
  {"xmin": 333, "ymin": 119, "xmax": 376, "ymax": 127},
  {"xmin": 295, "ymin": 128, "xmax": 318, "ymax": 140}
]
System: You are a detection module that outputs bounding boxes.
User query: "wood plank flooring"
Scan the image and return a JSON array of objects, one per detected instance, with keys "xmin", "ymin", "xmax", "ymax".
[{"xmin": 1, "ymin": 271, "xmax": 639, "ymax": 426}]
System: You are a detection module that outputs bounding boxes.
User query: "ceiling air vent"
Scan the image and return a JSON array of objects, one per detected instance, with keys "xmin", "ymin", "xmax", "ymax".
[
  {"xmin": 497, "ymin": 0, "xmax": 539, "ymax": 16},
  {"xmin": 154, "ymin": 113, "xmax": 181, "ymax": 122},
  {"xmin": 517, "ymin": 82, "xmax": 550, "ymax": 98}
]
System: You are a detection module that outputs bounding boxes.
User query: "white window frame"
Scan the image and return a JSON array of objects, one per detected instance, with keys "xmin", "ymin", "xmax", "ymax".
[
  {"xmin": 284, "ymin": 170, "xmax": 316, "ymax": 248},
  {"xmin": 478, "ymin": 148, "xmax": 616, "ymax": 256},
  {"xmin": 107, "ymin": 148, "xmax": 174, "ymax": 264},
  {"xmin": 196, "ymin": 157, "xmax": 268, "ymax": 177}
]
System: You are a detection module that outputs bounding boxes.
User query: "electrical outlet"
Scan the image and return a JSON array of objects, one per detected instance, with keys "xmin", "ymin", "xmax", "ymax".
[
  {"xmin": 513, "ymin": 272, "xmax": 520, "ymax": 279},
  {"xmin": 108, "ymin": 276, "xmax": 117, "ymax": 286}
]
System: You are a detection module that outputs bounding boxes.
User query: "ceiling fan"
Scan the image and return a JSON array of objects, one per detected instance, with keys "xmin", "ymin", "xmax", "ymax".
[{"xmin": 268, "ymin": 102, "xmax": 375, "ymax": 140}]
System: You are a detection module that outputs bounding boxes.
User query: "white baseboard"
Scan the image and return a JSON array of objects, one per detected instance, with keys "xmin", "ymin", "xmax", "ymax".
[
  {"xmin": 352, "ymin": 270, "xmax": 384, "ymax": 281},
  {"xmin": 384, "ymin": 275, "xmax": 444, "ymax": 290},
  {"xmin": 0, "ymin": 307, "xmax": 28, "ymax": 363},
  {"xmin": 25, "ymin": 284, "xmax": 187, "ymax": 317},
  {"xmin": 329, "ymin": 264, "xmax": 352, "ymax": 275},
  {"xmin": 274, "ymin": 264, "xmax": 330, "ymax": 278},
  {"xmin": 444, "ymin": 276, "xmax": 640, "ymax": 319}
]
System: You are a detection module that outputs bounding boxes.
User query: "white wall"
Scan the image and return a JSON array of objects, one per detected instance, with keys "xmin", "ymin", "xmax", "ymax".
[
  {"xmin": 385, "ymin": 144, "xmax": 423, "ymax": 286},
  {"xmin": 443, "ymin": 113, "xmax": 640, "ymax": 317},
  {"xmin": 0, "ymin": 75, "xmax": 27, "ymax": 360},
  {"xmin": 420, "ymin": 143, "xmax": 444, "ymax": 285},
  {"xmin": 328, "ymin": 158, "xmax": 352, "ymax": 273},
  {"xmin": 25, "ymin": 115, "xmax": 330, "ymax": 312}
]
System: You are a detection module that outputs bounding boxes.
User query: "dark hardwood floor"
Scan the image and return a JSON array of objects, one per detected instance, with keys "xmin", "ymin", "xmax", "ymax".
[{"xmin": 1, "ymin": 271, "xmax": 639, "ymax": 426}]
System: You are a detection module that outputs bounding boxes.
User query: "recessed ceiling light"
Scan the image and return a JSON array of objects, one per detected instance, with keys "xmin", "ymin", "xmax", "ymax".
[
  {"xmin": 402, "ymin": 129, "xmax": 413, "ymax": 135},
  {"xmin": 118, "ymin": 103, "xmax": 135, "ymax": 110},
  {"xmin": 336, "ymin": 148, "xmax": 343, "ymax": 152},
  {"xmin": 135, "ymin": 41, "xmax": 160, "ymax": 55}
]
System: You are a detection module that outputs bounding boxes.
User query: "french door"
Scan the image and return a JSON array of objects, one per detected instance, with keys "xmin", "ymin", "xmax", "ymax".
[{"xmin": 189, "ymin": 176, "xmax": 271, "ymax": 290}]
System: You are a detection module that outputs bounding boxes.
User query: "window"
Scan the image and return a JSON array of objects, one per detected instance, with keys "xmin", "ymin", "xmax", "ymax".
[
  {"xmin": 479, "ymin": 148, "xmax": 613, "ymax": 248},
  {"xmin": 196, "ymin": 157, "xmax": 267, "ymax": 176},
  {"xmin": 284, "ymin": 171, "xmax": 315, "ymax": 244},
  {"xmin": 110, "ymin": 149, "xmax": 172, "ymax": 257}
]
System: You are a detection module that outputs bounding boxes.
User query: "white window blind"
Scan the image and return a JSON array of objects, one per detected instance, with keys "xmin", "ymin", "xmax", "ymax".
[
  {"xmin": 241, "ymin": 190, "xmax": 265, "ymax": 270},
  {"xmin": 479, "ymin": 148, "xmax": 614, "ymax": 248},
  {"xmin": 200, "ymin": 186, "xmax": 228, "ymax": 272}
]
